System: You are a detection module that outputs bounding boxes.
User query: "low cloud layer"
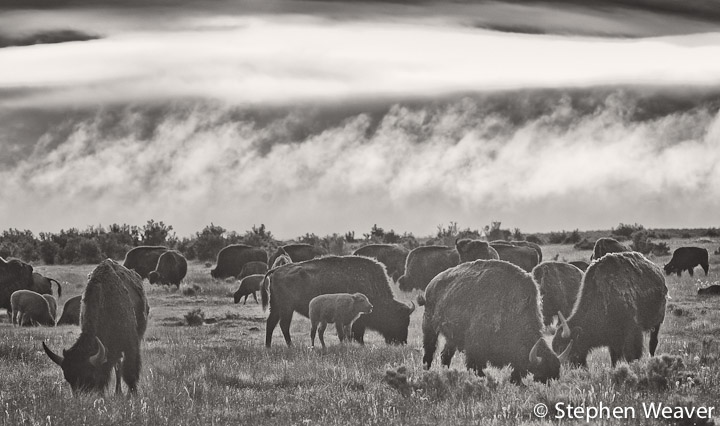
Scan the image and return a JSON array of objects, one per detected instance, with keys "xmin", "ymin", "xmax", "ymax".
[{"xmin": 1, "ymin": 90, "xmax": 719, "ymax": 237}]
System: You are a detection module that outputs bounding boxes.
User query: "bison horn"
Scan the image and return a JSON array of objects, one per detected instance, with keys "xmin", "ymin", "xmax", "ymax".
[
  {"xmin": 407, "ymin": 301, "xmax": 416, "ymax": 314},
  {"xmin": 528, "ymin": 338, "xmax": 543, "ymax": 365},
  {"xmin": 557, "ymin": 339, "xmax": 574, "ymax": 363},
  {"xmin": 558, "ymin": 311, "xmax": 571, "ymax": 339},
  {"xmin": 42, "ymin": 341, "xmax": 64, "ymax": 366},
  {"xmin": 89, "ymin": 337, "xmax": 107, "ymax": 367}
]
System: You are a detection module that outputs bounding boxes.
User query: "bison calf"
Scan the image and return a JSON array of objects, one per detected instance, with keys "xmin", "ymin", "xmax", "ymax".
[
  {"xmin": 233, "ymin": 275, "xmax": 265, "ymax": 304},
  {"xmin": 309, "ymin": 293, "xmax": 373, "ymax": 348},
  {"xmin": 11, "ymin": 290, "xmax": 55, "ymax": 326}
]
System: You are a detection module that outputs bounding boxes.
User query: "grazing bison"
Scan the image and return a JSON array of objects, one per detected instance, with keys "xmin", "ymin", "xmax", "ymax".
[
  {"xmin": 57, "ymin": 295, "xmax": 82, "ymax": 325},
  {"xmin": 268, "ymin": 244, "xmax": 327, "ymax": 267},
  {"xmin": 262, "ymin": 256, "xmax": 415, "ymax": 347},
  {"xmin": 11, "ymin": 290, "xmax": 55, "ymax": 326},
  {"xmin": 698, "ymin": 285, "xmax": 720, "ymax": 296},
  {"xmin": 0, "ymin": 257, "xmax": 35, "ymax": 319},
  {"xmin": 32, "ymin": 272, "xmax": 62, "ymax": 298},
  {"xmin": 456, "ymin": 238, "xmax": 499, "ymax": 263},
  {"xmin": 148, "ymin": 250, "xmax": 187, "ymax": 287},
  {"xmin": 531, "ymin": 262, "xmax": 583, "ymax": 326},
  {"xmin": 309, "ymin": 293, "xmax": 373, "ymax": 348},
  {"xmin": 43, "ymin": 259, "xmax": 150, "ymax": 394},
  {"xmin": 568, "ymin": 260, "xmax": 590, "ymax": 272},
  {"xmin": 490, "ymin": 243, "xmax": 539, "ymax": 272},
  {"xmin": 352, "ymin": 244, "xmax": 410, "ymax": 281},
  {"xmin": 233, "ymin": 274, "xmax": 265, "ymax": 304},
  {"xmin": 590, "ymin": 238, "xmax": 629, "ymax": 260},
  {"xmin": 397, "ymin": 246, "xmax": 460, "ymax": 292},
  {"xmin": 422, "ymin": 260, "xmax": 571, "ymax": 383},
  {"xmin": 238, "ymin": 261, "xmax": 268, "ymax": 279},
  {"xmin": 211, "ymin": 244, "xmax": 268, "ymax": 279},
  {"xmin": 552, "ymin": 252, "xmax": 667, "ymax": 367},
  {"xmin": 663, "ymin": 247, "xmax": 709, "ymax": 277},
  {"xmin": 122, "ymin": 246, "xmax": 168, "ymax": 279}
]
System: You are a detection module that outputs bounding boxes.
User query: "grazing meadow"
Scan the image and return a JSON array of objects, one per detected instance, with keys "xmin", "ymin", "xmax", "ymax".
[{"xmin": 1, "ymin": 239, "xmax": 719, "ymax": 425}]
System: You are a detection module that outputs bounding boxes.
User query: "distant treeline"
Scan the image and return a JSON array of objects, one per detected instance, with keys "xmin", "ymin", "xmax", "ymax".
[{"xmin": 0, "ymin": 220, "xmax": 716, "ymax": 265}]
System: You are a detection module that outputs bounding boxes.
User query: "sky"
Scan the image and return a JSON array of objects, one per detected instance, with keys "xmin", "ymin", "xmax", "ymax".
[{"xmin": 1, "ymin": 1, "xmax": 720, "ymax": 239}]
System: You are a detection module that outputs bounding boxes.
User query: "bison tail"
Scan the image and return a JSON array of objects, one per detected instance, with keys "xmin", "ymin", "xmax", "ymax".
[
  {"xmin": 49, "ymin": 278, "xmax": 62, "ymax": 298},
  {"xmin": 261, "ymin": 271, "xmax": 272, "ymax": 311},
  {"xmin": 416, "ymin": 294, "xmax": 426, "ymax": 306}
]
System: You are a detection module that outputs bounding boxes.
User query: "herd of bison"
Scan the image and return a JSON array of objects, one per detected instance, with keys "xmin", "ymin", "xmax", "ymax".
[{"xmin": 0, "ymin": 237, "xmax": 717, "ymax": 395}]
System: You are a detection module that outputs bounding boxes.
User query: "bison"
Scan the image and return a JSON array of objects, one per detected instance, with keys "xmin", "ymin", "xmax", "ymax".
[
  {"xmin": 43, "ymin": 259, "xmax": 150, "ymax": 394},
  {"xmin": 211, "ymin": 244, "xmax": 268, "ymax": 279},
  {"xmin": 490, "ymin": 243, "xmax": 539, "ymax": 272},
  {"xmin": 398, "ymin": 246, "xmax": 460, "ymax": 292},
  {"xmin": 262, "ymin": 255, "xmax": 415, "ymax": 347},
  {"xmin": 233, "ymin": 274, "xmax": 265, "ymax": 304},
  {"xmin": 32, "ymin": 272, "xmax": 62, "ymax": 298},
  {"xmin": 568, "ymin": 260, "xmax": 590, "ymax": 272},
  {"xmin": 422, "ymin": 259, "xmax": 571, "ymax": 383},
  {"xmin": 0, "ymin": 257, "xmax": 35, "ymax": 320},
  {"xmin": 122, "ymin": 246, "xmax": 168, "ymax": 279},
  {"xmin": 531, "ymin": 261, "xmax": 583, "ymax": 326},
  {"xmin": 148, "ymin": 250, "xmax": 187, "ymax": 287},
  {"xmin": 552, "ymin": 252, "xmax": 667, "ymax": 367},
  {"xmin": 309, "ymin": 293, "xmax": 373, "ymax": 348},
  {"xmin": 492, "ymin": 240, "xmax": 543, "ymax": 263},
  {"xmin": 238, "ymin": 261, "xmax": 268, "ymax": 279},
  {"xmin": 268, "ymin": 244, "xmax": 327, "ymax": 267},
  {"xmin": 57, "ymin": 295, "xmax": 82, "ymax": 325},
  {"xmin": 590, "ymin": 237, "xmax": 629, "ymax": 260},
  {"xmin": 456, "ymin": 238, "xmax": 499, "ymax": 263},
  {"xmin": 698, "ymin": 285, "xmax": 720, "ymax": 296},
  {"xmin": 352, "ymin": 244, "xmax": 410, "ymax": 281},
  {"xmin": 663, "ymin": 247, "xmax": 709, "ymax": 277},
  {"xmin": 11, "ymin": 290, "xmax": 55, "ymax": 326}
]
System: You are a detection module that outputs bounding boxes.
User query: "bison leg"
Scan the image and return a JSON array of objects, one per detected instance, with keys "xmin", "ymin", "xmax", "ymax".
[
  {"xmin": 350, "ymin": 317, "xmax": 366, "ymax": 344},
  {"xmin": 115, "ymin": 364, "xmax": 122, "ymax": 394},
  {"xmin": 243, "ymin": 295, "xmax": 248, "ymax": 305},
  {"xmin": 252, "ymin": 292, "xmax": 258, "ymax": 304},
  {"xmin": 318, "ymin": 321, "xmax": 327, "ymax": 348},
  {"xmin": 265, "ymin": 309, "xmax": 281, "ymax": 347},
  {"xmin": 676, "ymin": 270, "xmax": 681, "ymax": 277},
  {"xmin": 609, "ymin": 346, "xmax": 623, "ymax": 367},
  {"xmin": 440, "ymin": 343, "xmax": 457, "ymax": 367},
  {"xmin": 622, "ymin": 328, "xmax": 644, "ymax": 364},
  {"xmin": 649, "ymin": 323, "xmax": 662, "ymax": 356},
  {"xmin": 279, "ymin": 310, "xmax": 294, "ymax": 346},
  {"xmin": 121, "ymin": 347, "xmax": 141, "ymax": 395},
  {"xmin": 422, "ymin": 323, "xmax": 439, "ymax": 369},
  {"xmin": 335, "ymin": 322, "xmax": 346, "ymax": 343},
  {"xmin": 688, "ymin": 268, "xmax": 694, "ymax": 277},
  {"xmin": 702, "ymin": 263, "xmax": 709, "ymax": 275}
]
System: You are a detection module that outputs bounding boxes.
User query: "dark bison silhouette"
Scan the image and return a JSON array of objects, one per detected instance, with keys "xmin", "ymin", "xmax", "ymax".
[
  {"xmin": 568, "ymin": 260, "xmax": 589, "ymax": 272},
  {"xmin": 590, "ymin": 238, "xmax": 629, "ymax": 260},
  {"xmin": 663, "ymin": 247, "xmax": 709, "ymax": 277},
  {"xmin": 57, "ymin": 295, "xmax": 82, "ymax": 325},
  {"xmin": 43, "ymin": 259, "xmax": 149, "ymax": 394},
  {"xmin": 211, "ymin": 244, "xmax": 268, "ymax": 279},
  {"xmin": 553, "ymin": 252, "xmax": 667, "ymax": 367},
  {"xmin": 398, "ymin": 246, "xmax": 459, "ymax": 292},
  {"xmin": 532, "ymin": 261, "xmax": 583, "ymax": 327},
  {"xmin": 698, "ymin": 285, "xmax": 720, "ymax": 296},
  {"xmin": 489, "ymin": 243, "xmax": 539, "ymax": 272},
  {"xmin": 0, "ymin": 257, "xmax": 35, "ymax": 320},
  {"xmin": 422, "ymin": 259, "xmax": 571, "ymax": 383},
  {"xmin": 262, "ymin": 255, "xmax": 414, "ymax": 347},
  {"xmin": 148, "ymin": 250, "xmax": 187, "ymax": 287},
  {"xmin": 352, "ymin": 244, "xmax": 410, "ymax": 281},
  {"xmin": 122, "ymin": 246, "xmax": 168, "ymax": 279}
]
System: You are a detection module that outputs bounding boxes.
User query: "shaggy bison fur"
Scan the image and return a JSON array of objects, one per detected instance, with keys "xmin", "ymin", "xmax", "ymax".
[
  {"xmin": 309, "ymin": 293, "xmax": 373, "ymax": 348},
  {"xmin": 397, "ymin": 246, "xmax": 460, "ymax": 292},
  {"xmin": 262, "ymin": 256, "xmax": 414, "ymax": 346},
  {"xmin": 233, "ymin": 274, "xmax": 265, "ymax": 304},
  {"xmin": 57, "ymin": 295, "xmax": 82, "ymax": 325},
  {"xmin": 211, "ymin": 244, "xmax": 268, "ymax": 279},
  {"xmin": 590, "ymin": 238, "xmax": 629, "ymax": 260},
  {"xmin": 43, "ymin": 259, "xmax": 150, "ymax": 394},
  {"xmin": 489, "ymin": 243, "xmax": 539, "ymax": 272},
  {"xmin": 456, "ymin": 238, "xmax": 499, "ymax": 263},
  {"xmin": 352, "ymin": 244, "xmax": 410, "ymax": 281},
  {"xmin": 122, "ymin": 246, "xmax": 168, "ymax": 279},
  {"xmin": 531, "ymin": 262, "xmax": 583, "ymax": 326},
  {"xmin": 663, "ymin": 247, "xmax": 709, "ymax": 277},
  {"xmin": 11, "ymin": 290, "xmax": 55, "ymax": 326},
  {"xmin": 238, "ymin": 261, "xmax": 268, "ymax": 279},
  {"xmin": 552, "ymin": 252, "xmax": 667, "ymax": 367},
  {"xmin": 268, "ymin": 244, "xmax": 327, "ymax": 267},
  {"xmin": 148, "ymin": 250, "xmax": 187, "ymax": 287},
  {"xmin": 422, "ymin": 259, "xmax": 570, "ymax": 383},
  {"xmin": 0, "ymin": 257, "xmax": 35, "ymax": 319}
]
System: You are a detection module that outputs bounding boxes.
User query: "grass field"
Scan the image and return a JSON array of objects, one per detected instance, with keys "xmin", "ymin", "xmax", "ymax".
[{"xmin": 1, "ymin": 239, "xmax": 719, "ymax": 425}]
